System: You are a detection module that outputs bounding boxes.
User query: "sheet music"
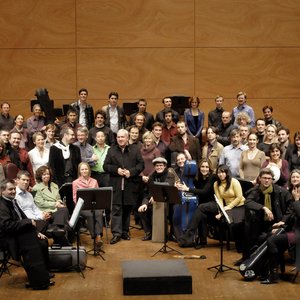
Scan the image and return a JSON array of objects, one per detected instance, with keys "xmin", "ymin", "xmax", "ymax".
[
  {"xmin": 214, "ymin": 194, "xmax": 232, "ymax": 224},
  {"xmin": 69, "ymin": 197, "xmax": 84, "ymax": 228}
]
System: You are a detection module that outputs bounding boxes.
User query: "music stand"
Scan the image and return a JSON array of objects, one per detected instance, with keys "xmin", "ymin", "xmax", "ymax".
[
  {"xmin": 149, "ymin": 182, "xmax": 183, "ymax": 257},
  {"xmin": 68, "ymin": 197, "xmax": 93, "ymax": 278},
  {"xmin": 77, "ymin": 187, "xmax": 113, "ymax": 261},
  {"xmin": 207, "ymin": 195, "xmax": 238, "ymax": 278}
]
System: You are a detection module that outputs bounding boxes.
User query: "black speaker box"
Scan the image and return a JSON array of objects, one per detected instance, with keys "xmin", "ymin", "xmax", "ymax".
[{"xmin": 122, "ymin": 259, "xmax": 192, "ymax": 295}]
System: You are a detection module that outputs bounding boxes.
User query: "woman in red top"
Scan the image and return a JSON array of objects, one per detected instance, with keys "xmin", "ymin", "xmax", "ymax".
[{"xmin": 72, "ymin": 162, "xmax": 103, "ymax": 250}]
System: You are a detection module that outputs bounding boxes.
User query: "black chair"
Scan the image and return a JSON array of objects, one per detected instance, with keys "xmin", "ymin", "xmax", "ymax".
[{"xmin": 0, "ymin": 240, "xmax": 19, "ymax": 278}]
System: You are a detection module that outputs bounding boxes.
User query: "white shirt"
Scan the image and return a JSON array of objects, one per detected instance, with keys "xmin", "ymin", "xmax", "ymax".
[
  {"xmin": 15, "ymin": 186, "xmax": 43, "ymax": 220},
  {"xmin": 28, "ymin": 147, "xmax": 50, "ymax": 174}
]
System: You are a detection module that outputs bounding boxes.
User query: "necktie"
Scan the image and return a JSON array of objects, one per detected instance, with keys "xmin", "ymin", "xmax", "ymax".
[{"xmin": 12, "ymin": 199, "xmax": 22, "ymax": 220}]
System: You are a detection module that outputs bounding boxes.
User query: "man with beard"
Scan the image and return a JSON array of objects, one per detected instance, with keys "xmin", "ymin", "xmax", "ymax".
[
  {"xmin": 168, "ymin": 121, "xmax": 201, "ymax": 167},
  {"xmin": 48, "ymin": 128, "xmax": 81, "ymax": 187}
]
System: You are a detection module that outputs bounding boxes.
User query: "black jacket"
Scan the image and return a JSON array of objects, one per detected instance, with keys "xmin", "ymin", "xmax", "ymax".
[
  {"xmin": 0, "ymin": 196, "xmax": 33, "ymax": 259},
  {"xmin": 245, "ymin": 184, "xmax": 293, "ymax": 223},
  {"xmin": 48, "ymin": 143, "xmax": 81, "ymax": 187},
  {"xmin": 103, "ymin": 144, "xmax": 144, "ymax": 205},
  {"xmin": 70, "ymin": 101, "xmax": 94, "ymax": 129}
]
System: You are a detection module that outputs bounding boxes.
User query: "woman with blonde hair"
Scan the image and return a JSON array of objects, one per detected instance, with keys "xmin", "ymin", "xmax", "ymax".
[
  {"xmin": 28, "ymin": 131, "xmax": 49, "ymax": 173},
  {"xmin": 140, "ymin": 131, "xmax": 161, "ymax": 183},
  {"xmin": 72, "ymin": 162, "xmax": 103, "ymax": 250},
  {"xmin": 258, "ymin": 124, "xmax": 278, "ymax": 158}
]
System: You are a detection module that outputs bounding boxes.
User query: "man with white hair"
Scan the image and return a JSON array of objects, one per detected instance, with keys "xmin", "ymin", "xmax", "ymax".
[{"xmin": 103, "ymin": 129, "xmax": 144, "ymax": 244}]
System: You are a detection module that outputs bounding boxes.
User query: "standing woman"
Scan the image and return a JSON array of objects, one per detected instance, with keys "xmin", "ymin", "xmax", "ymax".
[
  {"xmin": 258, "ymin": 124, "xmax": 278, "ymax": 158},
  {"xmin": 10, "ymin": 114, "xmax": 29, "ymax": 149},
  {"xmin": 28, "ymin": 132, "xmax": 49, "ymax": 174},
  {"xmin": 140, "ymin": 131, "xmax": 161, "ymax": 183},
  {"xmin": 184, "ymin": 96, "xmax": 205, "ymax": 143},
  {"xmin": 262, "ymin": 143, "xmax": 289, "ymax": 188},
  {"xmin": 286, "ymin": 131, "xmax": 300, "ymax": 171},
  {"xmin": 73, "ymin": 162, "xmax": 103, "ymax": 250},
  {"xmin": 239, "ymin": 133, "xmax": 266, "ymax": 184},
  {"xmin": 201, "ymin": 126, "xmax": 224, "ymax": 173},
  {"xmin": 214, "ymin": 165, "xmax": 245, "ymax": 253}
]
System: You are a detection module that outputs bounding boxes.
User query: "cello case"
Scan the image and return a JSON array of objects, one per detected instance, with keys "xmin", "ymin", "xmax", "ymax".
[
  {"xmin": 239, "ymin": 228, "xmax": 284, "ymax": 281},
  {"xmin": 173, "ymin": 160, "xmax": 198, "ymax": 240}
]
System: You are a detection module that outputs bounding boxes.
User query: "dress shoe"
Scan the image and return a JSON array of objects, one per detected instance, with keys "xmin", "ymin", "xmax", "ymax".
[
  {"xmin": 260, "ymin": 277, "xmax": 278, "ymax": 284},
  {"xmin": 194, "ymin": 242, "xmax": 207, "ymax": 250},
  {"xmin": 260, "ymin": 271, "xmax": 279, "ymax": 284},
  {"xmin": 142, "ymin": 232, "xmax": 152, "ymax": 241},
  {"xmin": 110, "ymin": 236, "xmax": 121, "ymax": 244},
  {"xmin": 121, "ymin": 233, "xmax": 131, "ymax": 240},
  {"xmin": 26, "ymin": 281, "xmax": 55, "ymax": 289}
]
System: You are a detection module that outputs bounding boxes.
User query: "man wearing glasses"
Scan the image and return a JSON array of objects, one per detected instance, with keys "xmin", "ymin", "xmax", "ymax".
[
  {"xmin": 48, "ymin": 128, "xmax": 81, "ymax": 187},
  {"xmin": 239, "ymin": 168, "xmax": 293, "ymax": 265}
]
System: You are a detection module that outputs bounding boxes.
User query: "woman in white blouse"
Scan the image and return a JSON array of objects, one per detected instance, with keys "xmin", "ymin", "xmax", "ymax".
[{"xmin": 28, "ymin": 132, "xmax": 50, "ymax": 173}]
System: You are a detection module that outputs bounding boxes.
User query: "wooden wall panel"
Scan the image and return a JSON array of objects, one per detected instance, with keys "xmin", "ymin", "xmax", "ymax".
[
  {"xmin": 0, "ymin": 49, "xmax": 76, "ymax": 100},
  {"xmin": 76, "ymin": 0, "xmax": 194, "ymax": 47},
  {"xmin": 0, "ymin": 0, "xmax": 75, "ymax": 48},
  {"xmin": 195, "ymin": 0, "xmax": 300, "ymax": 47},
  {"xmin": 195, "ymin": 48, "xmax": 300, "ymax": 99},
  {"xmin": 76, "ymin": 48, "xmax": 194, "ymax": 99}
]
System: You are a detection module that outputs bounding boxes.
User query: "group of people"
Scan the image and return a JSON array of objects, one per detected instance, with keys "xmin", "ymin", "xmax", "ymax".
[{"xmin": 0, "ymin": 89, "xmax": 299, "ymax": 288}]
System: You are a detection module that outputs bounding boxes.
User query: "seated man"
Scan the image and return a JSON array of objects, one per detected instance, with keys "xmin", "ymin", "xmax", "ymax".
[
  {"xmin": 241, "ymin": 168, "xmax": 293, "ymax": 267},
  {"xmin": 138, "ymin": 157, "xmax": 176, "ymax": 241},
  {"xmin": 15, "ymin": 170, "xmax": 70, "ymax": 246},
  {"xmin": 0, "ymin": 179, "xmax": 53, "ymax": 290}
]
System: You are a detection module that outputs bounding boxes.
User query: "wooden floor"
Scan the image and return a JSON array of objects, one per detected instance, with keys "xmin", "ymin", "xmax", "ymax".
[{"xmin": 1, "ymin": 222, "xmax": 299, "ymax": 300}]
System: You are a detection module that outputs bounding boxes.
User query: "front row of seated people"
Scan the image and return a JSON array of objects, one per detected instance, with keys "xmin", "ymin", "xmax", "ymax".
[
  {"xmin": 137, "ymin": 152, "xmax": 299, "ymax": 284},
  {"xmin": 0, "ymin": 156, "xmax": 299, "ymax": 287}
]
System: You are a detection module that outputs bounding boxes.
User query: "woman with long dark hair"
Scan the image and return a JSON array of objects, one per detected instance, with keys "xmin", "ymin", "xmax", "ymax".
[
  {"xmin": 213, "ymin": 165, "xmax": 245, "ymax": 253},
  {"xmin": 176, "ymin": 158, "xmax": 217, "ymax": 247}
]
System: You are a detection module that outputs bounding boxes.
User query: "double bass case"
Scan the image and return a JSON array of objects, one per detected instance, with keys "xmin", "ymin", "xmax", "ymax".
[{"xmin": 239, "ymin": 228, "xmax": 284, "ymax": 280}]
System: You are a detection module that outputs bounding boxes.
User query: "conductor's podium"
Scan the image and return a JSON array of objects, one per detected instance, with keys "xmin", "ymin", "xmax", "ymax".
[{"xmin": 122, "ymin": 259, "xmax": 192, "ymax": 295}]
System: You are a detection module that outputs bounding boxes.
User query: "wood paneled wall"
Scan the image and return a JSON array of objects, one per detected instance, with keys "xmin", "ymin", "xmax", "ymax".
[{"xmin": 0, "ymin": 0, "xmax": 299, "ymax": 135}]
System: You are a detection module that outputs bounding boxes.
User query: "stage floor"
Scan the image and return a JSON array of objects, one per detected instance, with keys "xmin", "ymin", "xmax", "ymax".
[{"xmin": 0, "ymin": 220, "xmax": 298, "ymax": 300}]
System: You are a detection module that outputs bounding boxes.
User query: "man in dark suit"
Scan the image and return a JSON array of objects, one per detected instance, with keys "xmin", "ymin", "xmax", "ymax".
[
  {"xmin": 103, "ymin": 129, "xmax": 144, "ymax": 244},
  {"xmin": 48, "ymin": 128, "xmax": 81, "ymax": 187},
  {"xmin": 0, "ymin": 179, "xmax": 52, "ymax": 289}
]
